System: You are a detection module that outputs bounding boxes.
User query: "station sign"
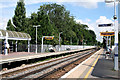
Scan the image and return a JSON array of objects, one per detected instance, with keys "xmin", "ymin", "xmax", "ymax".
[
  {"xmin": 100, "ymin": 32, "xmax": 114, "ymax": 36},
  {"xmin": 45, "ymin": 36, "xmax": 54, "ymax": 40},
  {"xmin": 98, "ymin": 23, "xmax": 113, "ymax": 27}
]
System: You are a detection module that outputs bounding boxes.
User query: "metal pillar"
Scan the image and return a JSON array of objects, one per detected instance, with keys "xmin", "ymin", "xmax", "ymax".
[
  {"xmin": 114, "ymin": 0, "xmax": 119, "ymax": 70},
  {"xmin": 59, "ymin": 33, "xmax": 60, "ymax": 51},
  {"xmin": 105, "ymin": 0, "xmax": 119, "ymax": 70},
  {"xmin": 28, "ymin": 40, "xmax": 30, "ymax": 52},
  {"xmin": 4, "ymin": 39, "xmax": 8, "ymax": 55},
  {"xmin": 59, "ymin": 32, "xmax": 62, "ymax": 51},
  {"xmin": 41, "ymin": 36, "xmax": 44, "ymax": 53},
  {"xmin": 109, "ymin": 36, "xmax": 111, "ymax": 48},
  {"xmin": 110, "ymin": 36, "xmax": 111, "ymax": 48},
  {"xmin": 114, "ymin": 21, "xmax": 119, "ymax": 70},
  {"xmin": 106, "ymin": 36, "xmax": 108, "ymax": 51},
  {"xmin": 83, "ymin": 40, "xmax": 84, "ymax": 49},
  {"xmin": 35, "ymin": 27, "xmax": 37, "ymax": 54},
  {"xmin": 107, "ymin": 36, "xmax": 108, "ymax": 47},
  {"xmin": 70, "ymin": 38, "xmax": 72, "ymax": 45},
  {"xmin": 12, "ymin": 41, "xmax": 13, "ymax": 52},
  {"xmin": 16, "ymin": 41, "xmax": 17, "ymax": 52},
  {"xmin": 4, "ymin": 32, "xmax": 8, "ymax": 55}
]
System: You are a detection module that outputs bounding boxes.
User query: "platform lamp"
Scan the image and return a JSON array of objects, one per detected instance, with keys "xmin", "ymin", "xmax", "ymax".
[{"xmin": 33, "ymin": 25, "xmax": 41, "ymax": 54}]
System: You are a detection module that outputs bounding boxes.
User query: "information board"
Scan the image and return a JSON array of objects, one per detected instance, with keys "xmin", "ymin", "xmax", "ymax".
[{"xmin": 100, "ymin": 32, "xmax": 114, "ymax": 36}]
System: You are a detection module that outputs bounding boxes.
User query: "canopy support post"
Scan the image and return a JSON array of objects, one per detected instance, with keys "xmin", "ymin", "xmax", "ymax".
[
  {"xmin": 4, "ymin": 39, "xmax": 8, "ymax": 55},
  {"xmin": 16, "ymin": 41, "xmax": 17, "ymax": 52},
  {"xmin": 4, "ymin": 32, "xmax": 8, "ymax": 55},
  {"xmin": 28, "ymin": 40, "xmax": 30, "ymax": 52}
]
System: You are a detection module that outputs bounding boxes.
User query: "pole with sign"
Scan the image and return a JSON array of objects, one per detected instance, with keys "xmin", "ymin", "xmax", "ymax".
[
  {"xmin": 41, "ymin": 36, "xmax": 54, "ymax": 53},
  {"xmin": 45, "ymin": 36, "xmax": 54, "ymax": 40},
  {"xmin": 105, "ymin": 0, "xmax": 119, "ymax": 70}
]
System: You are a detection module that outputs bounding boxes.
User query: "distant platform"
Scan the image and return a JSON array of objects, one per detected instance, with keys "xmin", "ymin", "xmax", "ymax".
[{"xmin": 0, "ymin": 47, "xmax": 95, "ymax": 64}]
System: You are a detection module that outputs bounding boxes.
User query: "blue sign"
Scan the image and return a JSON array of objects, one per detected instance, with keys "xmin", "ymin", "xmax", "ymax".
[{"xmin": 98, "ymin": 23, "xmax": 113, "ymax": 27}]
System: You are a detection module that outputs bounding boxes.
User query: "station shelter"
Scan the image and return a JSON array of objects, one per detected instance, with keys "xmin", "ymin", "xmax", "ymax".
[{"xmin": 0, "ymin": 29, "xmax": 31, "ymax": 55}]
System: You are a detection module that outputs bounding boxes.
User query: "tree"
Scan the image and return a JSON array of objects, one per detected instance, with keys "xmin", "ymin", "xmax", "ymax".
[
  {"xmin": 12, "ymin": 0, "xmax": 26, "ymax": 32},
  {"xmin": 37, "ymin": 10, "xmax": 56, "ymax": 44},
  {"xmin": 88, "ymin": 30, "xmax": 96, "ymax": 45},
  {"xmin": 6, "ymin": 19, "xmax": 15, "ymax": 31},
  {"xmin": 37, "ymin": 3, "xmax": 76, "ymax": 45},
  {"xmin": 7, "ymin": 2, "xmax": 98, "ymax": 46},
  {"xmin": 25, "ymin": 13, "xmax": 38, "ymax": 44}
]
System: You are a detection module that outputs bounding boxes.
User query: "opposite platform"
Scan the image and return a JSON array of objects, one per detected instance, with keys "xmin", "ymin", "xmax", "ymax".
[{"xmin": 0, "ymin": 47, "xmax": 95, "ymax": 64}]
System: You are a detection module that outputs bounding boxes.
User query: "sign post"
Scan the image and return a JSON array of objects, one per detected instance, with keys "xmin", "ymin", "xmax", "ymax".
[{"xmin": 41, "ymin": 36, "xmax": 54, "ymax": 53}]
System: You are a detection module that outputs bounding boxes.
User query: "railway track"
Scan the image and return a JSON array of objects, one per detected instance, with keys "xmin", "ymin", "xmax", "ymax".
[{"xmin": 1, "ymin": 48, "xmax": 98, "ymax": 80}]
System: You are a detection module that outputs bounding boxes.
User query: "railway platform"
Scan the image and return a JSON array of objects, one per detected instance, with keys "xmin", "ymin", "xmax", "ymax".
[
  {"xmin": 60, "ymin": 48, "xmax": 119, "ymax": 80},
  {"xmin": 0, "ymin": 47, "xmax": 95, "ymax": 64}
]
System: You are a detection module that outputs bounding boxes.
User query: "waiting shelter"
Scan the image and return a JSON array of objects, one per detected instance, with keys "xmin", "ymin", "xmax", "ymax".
[{"xmin": 0, "ymin": 29, "xmax": 31, "ymax": 55}]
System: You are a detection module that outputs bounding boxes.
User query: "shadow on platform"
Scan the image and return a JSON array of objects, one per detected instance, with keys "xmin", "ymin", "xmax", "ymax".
[{"xmin": 91, "ymin": 58, "xmax": 119, "ymax": 79}]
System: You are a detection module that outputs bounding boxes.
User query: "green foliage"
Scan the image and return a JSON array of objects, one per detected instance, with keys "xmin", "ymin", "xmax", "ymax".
[
  {"xmin": 12, "ymin": 0, "xmax": 26, "ymax": 32},
  {"xmin": 6, "ymin": 19, "xmax": 15, "ymax": 31},
  {"xmin": 6, "ymin": 2, "xmax": 97, "ymax": 46}
]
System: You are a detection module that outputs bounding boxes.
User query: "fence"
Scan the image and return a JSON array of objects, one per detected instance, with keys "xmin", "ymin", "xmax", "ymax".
[{"xmin": 16, "ymin": 44, "xmax": 95, "ymax": 53}]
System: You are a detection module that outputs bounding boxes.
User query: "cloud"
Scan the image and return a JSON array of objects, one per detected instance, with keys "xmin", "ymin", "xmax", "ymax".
[
  {"xmin": 0, "ymin": 0, "xmax": 17, "ymax": 8},
  {"xmin": 75, "ymin": 18, "xmax": 94, "ymax": 29},
  {"xmin": 106, "ymin": 3, "xmax": 114, "ymax": 7},
  {"xmin": 93, "ymin": 16, "xmax": 114, "ymax": 42},
  {"xmin": 96, "ymin": 16, "xmax": 113, "ymax": 24},
  {"xmin": 0, "ymin": 17, "xmax": 8, "ymax": 30},
  {"xmin": 71, "ymin": 2, "xmax": 98, "ymax": 9},
  {"xmin": 0, "ymin": 0, "xmax": 105, "ymax": 9},
  {"xmin": 75, "ymin": 16, "xmax": 114, "ymax": 42}
]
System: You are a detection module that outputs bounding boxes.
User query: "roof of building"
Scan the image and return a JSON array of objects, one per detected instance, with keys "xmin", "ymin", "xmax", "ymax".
[{"xmin": 0, "ymin": 29, "xmax": 31, "ymax": 40}]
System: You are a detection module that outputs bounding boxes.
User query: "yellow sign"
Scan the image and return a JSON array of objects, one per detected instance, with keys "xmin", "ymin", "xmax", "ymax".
[
  {"xmin": 45, "ymin": 37, "xmax": 54, "ymax": 40},
  {"xmin": 100, "ymin": 32, "xmax": 114, "ymax": 36}
]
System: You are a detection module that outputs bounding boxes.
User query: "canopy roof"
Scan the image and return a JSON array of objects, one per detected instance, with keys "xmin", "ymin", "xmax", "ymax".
[{"xmin": 0, "ymin": 29, "xmax": 31, "ymax": 40}]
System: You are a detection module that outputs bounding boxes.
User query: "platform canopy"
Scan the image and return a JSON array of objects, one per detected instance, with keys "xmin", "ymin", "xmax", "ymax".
[{"xmin": 0, "ymin": 29, "xmax": 31, "ymax": 40}]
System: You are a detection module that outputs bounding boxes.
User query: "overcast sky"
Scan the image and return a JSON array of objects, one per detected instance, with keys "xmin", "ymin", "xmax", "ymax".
[{"xmin": 0, "ymin": 0, "xmax": 119, "ymax": 42}]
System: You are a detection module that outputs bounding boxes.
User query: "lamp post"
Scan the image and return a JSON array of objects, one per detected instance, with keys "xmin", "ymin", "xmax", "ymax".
[
  {"xmin": 59, "ymin": 32, "xmax": 63, "ymax": 51},
  {"xmin": 33, "ymin": 25, "xmax": 41, "ymax": 54},
  {"xmin": 105, "ymin": 0, "xmax": 119, "ymax": 70}
]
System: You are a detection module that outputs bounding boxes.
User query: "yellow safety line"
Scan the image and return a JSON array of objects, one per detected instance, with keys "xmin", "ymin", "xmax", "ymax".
[{"xmin": 83, "ymin": 51, "xmax": 102, "ymax": 80}]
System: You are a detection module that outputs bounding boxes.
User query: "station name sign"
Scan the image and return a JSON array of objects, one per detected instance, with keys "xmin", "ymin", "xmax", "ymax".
[
  {"xmin": 98, "ymin": 23, "xmax": 113, "ymax": 27},
  {"xmin": 45, "ymin": 36, "xmax": 54, "ymax": 40},
  {"xmin": 100, "ymin": 32, "xmax": 114, "ymax": 36}
]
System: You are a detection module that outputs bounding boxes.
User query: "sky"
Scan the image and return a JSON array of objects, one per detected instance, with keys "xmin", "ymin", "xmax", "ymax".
[{"xmin": 0, "ymin": 0, "xmax": 119, "ymax": 42}]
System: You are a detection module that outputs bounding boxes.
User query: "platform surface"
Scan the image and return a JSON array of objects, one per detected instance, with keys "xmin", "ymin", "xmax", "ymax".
[
  {"xmin": 0, "ymin": 47, "xmax": 94, "ymax": 64},
  {"xmin": 60, "ymin": 49, "xmax": 119, "ymax": 80}
]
